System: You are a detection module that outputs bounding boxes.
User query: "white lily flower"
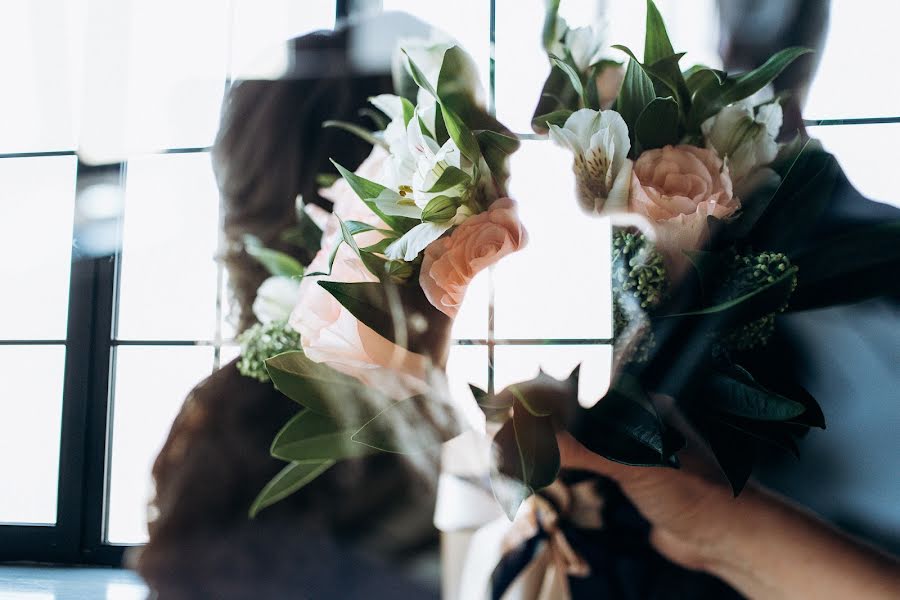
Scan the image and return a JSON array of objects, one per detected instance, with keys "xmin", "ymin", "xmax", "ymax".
[
  {"xmin": 406, "ymin": 110, "xmax": 474, "ymax": 210},
  {"xmin": 253, "ymin": 276, "xmax": 302, "ymax": 324},
  {"xmin": 701, "ymin": 100, "xmax": 783, "ymax": 182},
  {"xmin": 564, "ymin": 23, "xmax": 608, "ymax": 72},
  {"xmin": 549, "ymin": 108, "xmax": 633, "ymax": 214}
]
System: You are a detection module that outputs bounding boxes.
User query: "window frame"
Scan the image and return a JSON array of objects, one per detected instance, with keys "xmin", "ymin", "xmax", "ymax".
[{"xmin": 2, "ymin": 0, "xmax": 899, "ymax": 567}]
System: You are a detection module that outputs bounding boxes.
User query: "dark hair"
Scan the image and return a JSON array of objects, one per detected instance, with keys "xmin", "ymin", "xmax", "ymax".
[
  {"xmin": 214, "ymin": 29, "xmax": 393, "ymax": 332},
  {"xmin": 136, "ymin": 28, "xmax": 441, "ymax": 598}
]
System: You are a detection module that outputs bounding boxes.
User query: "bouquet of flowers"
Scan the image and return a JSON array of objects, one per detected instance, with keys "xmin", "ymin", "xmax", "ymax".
[{"xmin": 237, "ymin": 2, "xmax": 900, "ymax": 597}]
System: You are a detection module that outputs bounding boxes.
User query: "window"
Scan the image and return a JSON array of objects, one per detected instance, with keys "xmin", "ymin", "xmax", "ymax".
[{"xmin": 1, "ymin": 0, "xmax": 897, "ymax": 565}]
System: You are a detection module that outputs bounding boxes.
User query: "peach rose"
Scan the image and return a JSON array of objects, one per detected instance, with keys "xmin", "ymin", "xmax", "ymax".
[
  {"xmin": 420, "ymin": 197, "xmax": 528, "ymax": 318},
  {"xmin": 629, "ymin": 145, "xmax": 739, "ymax": 255},
  {"xmin": 290, "ymin": 147, "xmax": 431, "ymax": 400}
]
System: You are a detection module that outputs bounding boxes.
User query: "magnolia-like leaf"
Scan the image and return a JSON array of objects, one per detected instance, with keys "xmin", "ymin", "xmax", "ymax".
[
  {"xmin": 661, "ymin": 265, "xmax": 797, "ymax": 324},
  {"xmin": 317, "ymin": 280, "xmax": 397, "ymax": 342},
  {"xmin": 426, "ymin": 165, "xmax": 471, "ymax": 194},
  {"xmin": 491, "ymin": 405, "xmax": 560, "ymax": 519},
  {"xmin": 402, "ymin": 49, "xmax": 438, "ymax": 98},
  {"xmin": 704, "ymin": 371, "xmax": 806, "ymax": 421},
  {"xmin": 270, "ymin": 409, "xmax": 374, "ymax": 462},
  {"xmin": 635, "ymin": 96, "xmax": 679, "ymax": 151},
  {"xmin": 249, "ymin": 459, "xmax": 334, "ymax": 517},
  {"xmin": 265, "ymin": 351, "xmax": 385, "ymax": 418},
  {"xmin": 548, "ymin": 54, "xmax": 584, "ymax": 103},
  {"xmin": 245, "ymin": 246, "xmax": 304, "ymax": 278},
  {"xmin": 323, "ymin": 120, "xmax": 387, "ymax": 150},
  {"xmin": 352, "ymin": 395, "xmax": 463, "ymax": 454},
  {"xmin": 644, "ymin": 0, "xmax": 675, "ymax": 65},
  {"xmin": 693, "ymin": 412, "xmax": 757, "ymax": 495},
  {"xmin": 470, "ymin": 384, "xmax": 514, "ymax": 422},
  {"xmin": 570, "ymin": 378, "xmax": 674, "ymax": 467}
]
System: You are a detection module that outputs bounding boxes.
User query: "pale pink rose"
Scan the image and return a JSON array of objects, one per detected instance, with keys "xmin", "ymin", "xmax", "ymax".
[
  {"xmin": 290, "ymin": 147, "xmax": 430, "ymax": 399},
  {"xmin": 420, "ymin": 198, "xmax": 528, "ymax": 318},
  {"xmin": 629, "ymin": 145, "xmax": 739, "ymax": 254}
]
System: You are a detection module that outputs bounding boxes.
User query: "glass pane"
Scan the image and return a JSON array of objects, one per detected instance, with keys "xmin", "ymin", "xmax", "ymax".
[
  {"xmin": 450, "ymin": 269, "xmax": 489, "ymax": 341},
  {"xmin": 446, "ymin": 344, "xmax": 490, "ymax": 432},
  {"xmin": 493, "ymin": 344, "xmax": 612, "ymax": 406},
  {"xmin": 78, "ymin": 0, "xmax": 229, "ymax": 162},
  {"xmin": 808, "ymin": 123, "xmax": 900, "ymax": 208},
  {"xmin": 0, "ymin": 1, "xmax": 82, "ymax": 153},
  {"xmin": 805, "ymin": 0, "xmax": 900, "ymax": 119},
  {"xmin": 116, "ymin": 153, "xmax": 221, "ymax": 341},
  {"xmin": 0, "ymin": 345, "xmax": 65, "ymax": 525},
  {"xmin": 106, "ymin": 345, "xmax": 215, "ymax": 544},
  {"xmin": 230, "ymin": 0, "xmax": 335, "ymax": 79},
  {"xmin": 0, "ymin": 156, "xmax": 76, "ymax": 340},
  {"xmin": 382, "ymin": 0, "xmax": 490, "ymax": 95},
  {"xmin": 493, "ymin": 141, "xmax": 612, "ymax": 340}
]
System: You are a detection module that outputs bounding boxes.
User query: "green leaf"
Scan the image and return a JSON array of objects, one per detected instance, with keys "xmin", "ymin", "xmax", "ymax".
[
  {"xmin": 644, "ymin": 0, "xmax": 675, "ymax": 65},
  {"xmin": 617, "ymin": 57, "xmax": 657, "ymax": 146},
  {"xmin": 440, "ymin": 103, "xmax": 481, "ymax": 163},
  {"xmin": 352, "ymin": 395, "xmax": 462, "ymax": 454},
  {"xmin": 548, "ymin": 54, "xmax": 584, "ymax": 103},
  {"xmin": 530, "ymin": 110, "xmax": 572, "ymax": 132},
  {"xmin": 491, "ymin": 404, "xmax": 560, "ymax": 519},
  {"xmin": 318, "ymin": 281, "xmax": 397, "ymax": 342},
  {"xmin": 612, "ymin": 45, "xmax": 688, "ymax": 112},
  {"xmin": 271, "ymin": 409, "xmax": 375, "ymax": 461},
  {"xmin": 265, "ymin": 351, "xmax": 387, "ymax": 419},
  {"xmin": 402, "ymin": 49, "xmax": 438, "ymax": 98},
  {"xmin": 359, "ymin": 107, "xmax": 389, "ymax": 131},
  {"xmin": 421, "ymin": 194, "xmax": 459, "ymax": 222},
  {"xmin": 426, "ymin": 165, "xmax": 471, "ymax": 193},
  {"xmin": 660, "ymin": 265, "xmax": 797, "ymax": 324},
  {"xmin": 343, "ymin": 220, "xmax": 395, "ymax": 238},
  {"xmin": 690, "ymin": 47, "xmax": 811, "ymax": 127},
  {"xmin": 244, "ymin": 242, "xmax": 304, "ymax": 278},
  {"xmin": 531, "ymin": 66, "xmax": 583, "ymax": 133},
  {"xmin": 477, "ymin": 129, "xmax": 520, "ymax": 195},
  {"xmin": 436, "ymin": 46, "xmax": 482, "ymax": 116},
  {"xmin": 359, "ymin": 252, "xmax": 413, "ymax": 283},
  {"xmin": 542, "ymin": 0, "xmax": 562, "ymax": 52},
  {"xmin": 323, "ymin": 120, "xmax": 387, "ymax": 150},
  {"xmin": 704, "ymin": 371, "xmax": 806, "ymax": 421},
  {"xmin": 330, "ymin": 160, "xmax": 418, "ymax": 232},
  {"xmin": 249, "ymin": 460, "xmax": 334, "ymax": 517},
  {"xmin": 470, "ymin": 384, "xmax": 513, "ymax": 422},
  {"xmin": 572, "ymin": 386, "xmax": 672, "ymax": 467},
  {"xmin": 692, "ymin": 412, "xmax": 757, "ymax": 495},
  {"xmin": 635, "ymin": 96, "xmax": 679, "ymax": 152},
  {"xmin": 719, "ymin": 47, "xmax": 812, "ymax": 108}
]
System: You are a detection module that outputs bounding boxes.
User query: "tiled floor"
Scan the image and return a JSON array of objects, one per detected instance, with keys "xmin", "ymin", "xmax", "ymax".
[{"xmin": 0, "ymin": 566, "xmax": 147, "ymax": 600}]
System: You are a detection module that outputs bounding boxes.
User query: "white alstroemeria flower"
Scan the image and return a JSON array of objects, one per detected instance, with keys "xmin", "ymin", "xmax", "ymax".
[
  {"xmin": 369, "ymin": 94, "xmax": 417, "ymax": 189},
  {"xmin": 701, "ymin": 100, "xmax": 783, "ymax": 182},
  {"xmin": 385, "ymin": 205, "xmax": 472, "ymax": 262},
  {"xmin": 406, "ymin": 110, "xmax": 474, "ymax": 210},
  {"xmin": 549, "ymin": 108, "xmax": 633, "ymax": 214},
  {"xmin": 564, "ymin": 23, "xmax": 608, "ymax": 72},
  {"xmin": 253, "ymin": 276, "xmax": 302, "ymax": 324}
]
